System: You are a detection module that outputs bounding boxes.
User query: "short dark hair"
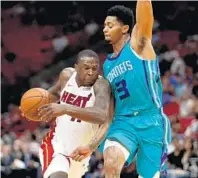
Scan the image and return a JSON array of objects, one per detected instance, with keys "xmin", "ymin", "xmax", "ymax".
[
  {"xmin": 77, "ymin": 49, "xmax": 99, "ymax": 63},
  {"xmin": 107, "ymin": 5, "xmax": 134, "ymax": 33}
]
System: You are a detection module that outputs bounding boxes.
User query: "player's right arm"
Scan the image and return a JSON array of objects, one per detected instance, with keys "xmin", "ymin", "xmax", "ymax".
[
  {"xmin": 38, "ymin": 78, "xmax": 112, "ymax": 124},
  {"xmin": 47, "ymin": 67, "xmax": 74, "ymax": 103}
]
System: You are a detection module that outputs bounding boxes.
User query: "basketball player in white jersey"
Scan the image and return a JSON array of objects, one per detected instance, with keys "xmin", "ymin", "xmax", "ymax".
[{"xmin": 35, "ymin": 49, "xmax": 113, "ymax": 178}]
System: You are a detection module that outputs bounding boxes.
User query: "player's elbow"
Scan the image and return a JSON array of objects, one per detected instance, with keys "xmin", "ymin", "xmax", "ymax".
[
  {"xmin": 97, "ymin": 115, "xmax": 107, "ymax": 124},
  {"xmin": 96, "ymin": 110, "xmax": 109, "ymax": 124}
]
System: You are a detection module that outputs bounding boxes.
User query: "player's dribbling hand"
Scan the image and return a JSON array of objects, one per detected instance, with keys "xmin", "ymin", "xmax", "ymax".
[
  {"xmin": 38, "ymin": 103, "xmax": 66, "ymax": 122},
  {"xmin": 69, "ymin": 146, "xmax": 93, "ymax": 162}
]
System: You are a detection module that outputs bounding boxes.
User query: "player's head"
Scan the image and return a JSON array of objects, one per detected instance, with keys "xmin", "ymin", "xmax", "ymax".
[
  {"xmin": 103, "ymin": 5, "xmax": 134, "ymax": 44},
  {"xmin": 75, "ymin": 49, "xmax": 99, "ymax": 87}
]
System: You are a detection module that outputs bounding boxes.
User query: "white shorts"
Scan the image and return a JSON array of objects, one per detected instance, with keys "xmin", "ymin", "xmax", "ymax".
[
  {"xmin": 39, "ymin": 149, "xmax": 89, "ymax": 178},
  {"xmin": 103, "ymin": 139, "xmax": 130, "ymax": 162}
]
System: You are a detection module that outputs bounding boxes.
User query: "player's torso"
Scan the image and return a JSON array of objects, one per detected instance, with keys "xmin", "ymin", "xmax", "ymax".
[
  {"xmin": 52, "ymin": 72, "xmax": 98, "ymax": 154},
  {"xmin": 103, "ymin": 42, "xmax": 162, "ymax": 116}
]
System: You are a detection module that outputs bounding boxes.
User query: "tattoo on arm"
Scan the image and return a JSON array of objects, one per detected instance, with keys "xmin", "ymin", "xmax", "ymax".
[
  {"xmin": 93, "ymin": 78, "xmax": 111, "ymax": 115},
  {"xmin": 88, "ymin": 123, "xmax": 109, "ymax": 151},
  {"xmin": 88, "ymin": 95, "xmax": 114, "ymax": 151}
]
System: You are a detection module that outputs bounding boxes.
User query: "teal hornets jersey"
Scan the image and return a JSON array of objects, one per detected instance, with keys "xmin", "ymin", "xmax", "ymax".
[{"xmin": 103, "ymin": 41, "xmax": 163, "ymax": 116}]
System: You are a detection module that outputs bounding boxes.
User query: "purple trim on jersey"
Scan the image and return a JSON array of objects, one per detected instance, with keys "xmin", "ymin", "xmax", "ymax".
[
  {"xmin": 160, "ymin": 109, "xmax": 168, "ymax": 175},
  {"xmin": 161, "ymin": 151, "xmax": 167, "ymax": 166}
]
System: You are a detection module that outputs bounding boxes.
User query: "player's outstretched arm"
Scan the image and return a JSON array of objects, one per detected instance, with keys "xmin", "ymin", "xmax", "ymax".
[
  {"xmin": 38, "ymin": 78, "xmax": 111, "ymax": 124},
  {"xmin": 136, "ymin": 0, "xmax": 154, "ymax": 40},
  {"xmin": 131, "ymin": 0, "xmax": 155, "ymax": 59},
  {"xmin": 70, "ymin": 97, "xmax": 114, "ymax": 161}
]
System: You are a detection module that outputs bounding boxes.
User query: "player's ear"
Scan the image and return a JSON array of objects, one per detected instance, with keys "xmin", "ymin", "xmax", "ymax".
[
  {"xmin": 122, "ymin": 25, "xmax": 129, "ymax": 34},
  {"xmin": 74, "ymin": 63, "xmax": 78, "ymax": 70}
]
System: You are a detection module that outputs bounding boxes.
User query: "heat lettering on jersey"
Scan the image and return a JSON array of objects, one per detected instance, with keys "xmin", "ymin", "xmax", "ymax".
[{"xmin": 61, "ymin": 91, "xmax": 92, "ymax": 122}]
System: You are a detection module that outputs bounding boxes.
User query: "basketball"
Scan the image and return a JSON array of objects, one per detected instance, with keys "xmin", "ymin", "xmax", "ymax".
[{"xmin": 20, "ymin": 88, "xmax": 51, "ymax": 122}]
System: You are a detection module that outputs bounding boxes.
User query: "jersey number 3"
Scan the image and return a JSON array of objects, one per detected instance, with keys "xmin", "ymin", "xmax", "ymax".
[{"xmin": 115, "ymin": 79, "xmax": 130, "ymax": 100}]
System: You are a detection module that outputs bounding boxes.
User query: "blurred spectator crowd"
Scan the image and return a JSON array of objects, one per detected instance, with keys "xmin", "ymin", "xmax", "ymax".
[{"xmin": 1, "ymin": 1, "xmax": 198, "ymax": 178}]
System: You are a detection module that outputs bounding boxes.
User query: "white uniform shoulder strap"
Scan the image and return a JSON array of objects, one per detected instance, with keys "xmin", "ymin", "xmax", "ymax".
[{"xmin": 65, "ymin": 71, "xmax": 77, "ymax": 88}]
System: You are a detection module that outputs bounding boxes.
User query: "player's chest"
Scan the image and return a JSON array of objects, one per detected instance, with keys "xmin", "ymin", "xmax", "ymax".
[
  {"xmin": 105, "ymin": 59, "xmax": 134, "ymax": 84},
  {"xmin": 60, "ymin": 86, "xmax": 94, "ymax": 108}
]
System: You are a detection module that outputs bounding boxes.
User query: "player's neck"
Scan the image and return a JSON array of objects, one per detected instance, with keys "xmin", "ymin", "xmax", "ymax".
[
  {"xmin": 112, "ymin": 35, "xmax": 130, "ymax": 57},
  {"xmin": 75, "ymin": 75, "xmax": 82, "ymax": 87}
]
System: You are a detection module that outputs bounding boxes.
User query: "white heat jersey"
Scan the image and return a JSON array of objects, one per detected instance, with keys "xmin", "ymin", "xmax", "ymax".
[{"xmin": 50, "ymin": 71, "xmax": 99, "ymax": 156}]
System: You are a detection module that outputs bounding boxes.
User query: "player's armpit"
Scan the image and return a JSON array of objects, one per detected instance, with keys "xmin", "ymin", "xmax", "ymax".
[
  {"xmin": 48, "ymin": 67, "xmax": 74, "ymax": 103},
  {"xmin": 134, "ymin": 0, "xmax": 154, "ymax": 51}
]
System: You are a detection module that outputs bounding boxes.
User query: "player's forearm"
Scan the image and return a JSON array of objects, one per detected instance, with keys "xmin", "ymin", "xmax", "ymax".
[
  {"xmin": 64, "ymin": 104, "xmax": 108, "ymax": 124},
  {"xmin": 88, "ymin": 122, "xmax": 110, "ymax": 151},
  {"xmin": 136, "ymin": 0, "xmax": 153, "ymax": 24},
  {"xmin": 136, "ymin": 0, "xmax": 154, "ymax": 37}
]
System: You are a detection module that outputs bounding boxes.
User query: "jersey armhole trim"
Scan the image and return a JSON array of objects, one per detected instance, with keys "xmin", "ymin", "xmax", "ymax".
[{"xmin": 130, "ymin": 46, "xmax": 156, "ymax": 61}]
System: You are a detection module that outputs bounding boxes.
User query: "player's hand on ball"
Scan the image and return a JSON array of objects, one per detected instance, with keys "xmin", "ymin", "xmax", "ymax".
[
  {"xmin": 70, "ymin": 146, "xmax": 93, "ymax": 162},
  {"xmin": 19, "ymin": 107, "xmax": 25, "ymax": 117},
  {"xmin": 38, "ymin": 103, "xmax": 66, "ymax": 122}
]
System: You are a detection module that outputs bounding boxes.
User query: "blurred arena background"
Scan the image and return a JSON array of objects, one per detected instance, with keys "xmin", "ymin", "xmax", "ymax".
[{"xmin": 1, "ymin": 1, "xmax": 198, "ymax": 178}]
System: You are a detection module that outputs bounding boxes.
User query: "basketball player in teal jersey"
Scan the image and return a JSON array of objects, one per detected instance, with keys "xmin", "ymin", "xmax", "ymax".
[{"xmin": 70, "ymin": 1, "xmax": 171, "ymax": 177}]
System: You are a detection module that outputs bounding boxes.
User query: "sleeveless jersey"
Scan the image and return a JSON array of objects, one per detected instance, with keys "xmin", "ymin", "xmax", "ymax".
[
  {"xmin": 103, "ymin": 41, "xmax": 162, "ymax": 116},
  {"xmin": 49, "ymin": 72, "xmax": 99, "ymax": 156}
]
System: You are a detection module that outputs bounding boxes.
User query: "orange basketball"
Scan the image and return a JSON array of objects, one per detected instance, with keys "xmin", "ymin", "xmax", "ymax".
[{"xmin": 20, "ymin": 88, "xmax": 51, "ymax": 122}]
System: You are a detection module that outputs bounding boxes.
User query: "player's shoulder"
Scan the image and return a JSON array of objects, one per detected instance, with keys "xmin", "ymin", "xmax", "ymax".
[
  {"xmin": 59, "ymin": 67, "xmax": 75, "ymax": 80},
  {"xmin": 93, "ymin": 77, "xmax": 111, "ymax": 92},
  {"xmin": 61, "ymin": 67, "xmax": 75, "ymax": 74}
]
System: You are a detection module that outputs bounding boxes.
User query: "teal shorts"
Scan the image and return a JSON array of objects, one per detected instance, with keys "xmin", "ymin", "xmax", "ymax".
[{"xmin": 99, "ymin": 109, "xmax": 171, "ymax": 178}]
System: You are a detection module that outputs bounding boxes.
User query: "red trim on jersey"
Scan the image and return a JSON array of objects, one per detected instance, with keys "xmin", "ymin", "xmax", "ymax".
[
  {"xmin": 41, "ymin": 123, "xmax": 56, "ymax": 175},
  {"xmin": 40, "ymin": 123, "xmax": 71, "ymax": 176}
]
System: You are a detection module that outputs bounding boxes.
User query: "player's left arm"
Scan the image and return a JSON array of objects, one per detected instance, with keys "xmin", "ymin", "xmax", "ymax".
[
  {"xmin": 63, "ymin": 78, "xmax": 111, "ymax": 124},
  {"xmin": 88, "ymin": 95, "xmax": 114, "ymax": 150},
  {"xmin": 131, "ymin": 0, "xmax": 156, "ymax": 59},
  {"xmin": 70, "ymin": 97, "xmax": 114, "ymax": 161}
]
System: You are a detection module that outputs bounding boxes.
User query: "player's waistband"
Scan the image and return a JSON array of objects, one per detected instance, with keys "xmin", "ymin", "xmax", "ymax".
[{"xmin": 115, "ymin": 108, "xmax": 162, "ymax": 118}]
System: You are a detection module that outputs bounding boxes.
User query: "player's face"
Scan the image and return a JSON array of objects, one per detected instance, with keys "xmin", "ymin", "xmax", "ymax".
[
  {"xmin": 103, "ymin": 16, "xmax": 129, "ymax": 44},
  {"xmin": 75, "ymin": 57, "xmax": 99, "ymax": 87}
]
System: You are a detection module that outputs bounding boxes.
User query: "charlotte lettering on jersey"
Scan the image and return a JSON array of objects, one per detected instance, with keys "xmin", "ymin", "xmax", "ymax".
[
  {"xmin": 107, "ymin": 60, "xmax": 133, "ymax": 83},
  {"xmin": 61, "ymin": 91, "xmax": 92, "ymax": 122}
]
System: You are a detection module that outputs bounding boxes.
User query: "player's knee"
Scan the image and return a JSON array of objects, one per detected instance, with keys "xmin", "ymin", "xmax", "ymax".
[
  {"xmin": 104, "ymin": 146, "xmax": 125, "ymax": 174},
  {"xmin": 104, "ymin": 158, "xmax": 121, "ymax": 176},
  {"xmin": 49, "ymin": 171, "xmax": 68, "ymax": 178}
]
